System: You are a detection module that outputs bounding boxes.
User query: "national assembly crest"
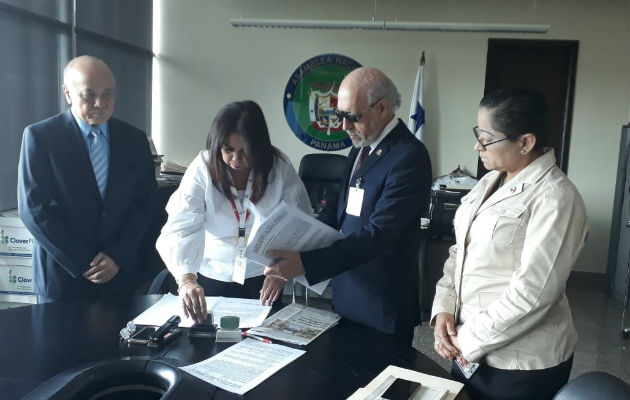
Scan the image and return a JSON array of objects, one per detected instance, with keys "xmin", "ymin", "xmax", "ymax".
[{"xmin": 283, "ymin": 54, "xmax": 361, "ymax": 151}]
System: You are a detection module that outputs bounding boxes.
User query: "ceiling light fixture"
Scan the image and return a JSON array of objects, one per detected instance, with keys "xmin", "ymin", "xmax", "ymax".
[{"xmin": 229, "ymin": 18, "xmax": 549, "ymax": 34}]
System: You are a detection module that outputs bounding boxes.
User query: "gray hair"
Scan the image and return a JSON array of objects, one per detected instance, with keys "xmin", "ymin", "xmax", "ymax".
[
  {"xmin": 352, "ymin": 68, "xmax": 401, "ymax": 114},
  {"xmin": 62, "ymin": 62, "xmax": 73, "ymax": 86}
]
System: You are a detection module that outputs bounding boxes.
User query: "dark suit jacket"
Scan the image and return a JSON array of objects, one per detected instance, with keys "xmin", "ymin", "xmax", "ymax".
[
  {"xmin": 302, "ymin": 120, "xmax": 432, "ymax": 337},
  {"xmin": 18, "ymin": 109, "xmax": 157, "ymax": 300}
]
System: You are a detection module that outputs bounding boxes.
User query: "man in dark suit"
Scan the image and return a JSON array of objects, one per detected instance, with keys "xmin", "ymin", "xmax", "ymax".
[
  {"xmin": 266, "ymin": 67, "xmax": 432, "ymax": 341},
  {"xmin": 18, "ymin": 55, "xmax": 157, "ymax": 302}
]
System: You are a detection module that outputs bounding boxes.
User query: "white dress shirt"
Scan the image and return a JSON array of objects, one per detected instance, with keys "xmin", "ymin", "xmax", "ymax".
[{"xmin": 156, "ymin": 150, "xmax": 311, "ymax": 282}]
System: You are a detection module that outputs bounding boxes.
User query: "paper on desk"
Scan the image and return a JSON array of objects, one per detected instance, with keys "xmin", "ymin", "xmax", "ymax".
[
  {"xmin": 346, "ymin": 365, "xmax": 464, "ymax": 400},
  {"xmin": 243, "ymin": 201, "xmax": 344, "ymax": 295},
  {"xmin": 181, "ymin": 338, "xmax": 305, "ymax": 395},
  {"xmin": 247, "ymin": 302, "xmax": 340, "ymax": 346},
  {"xmin": 132, "ymin": 293, "xmax": 271, "ymax": 328}
]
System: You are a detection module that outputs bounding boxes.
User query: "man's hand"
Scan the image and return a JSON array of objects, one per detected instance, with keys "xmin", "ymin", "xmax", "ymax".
[
  {"xmin": 264, "ymin": 250, "xmax": 305, "ymax": 281},
  {"xmin": 83, "ymin": 252, "xmax": 120, "ymax": 284},
  {"xmin": 259, "ymin": 275, "xmax": 285, "ymax": 306}
]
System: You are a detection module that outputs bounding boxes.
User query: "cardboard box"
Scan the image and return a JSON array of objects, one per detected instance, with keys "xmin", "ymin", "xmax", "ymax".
[
  {"xmin": 0, "ymin": 209, "xmax": 34, "ymax": 258},
  {"xmin": 0, "ymin": 265, "xmax": 34, "ymax": 295},
  {"xmin": 0, "ymin": 292, "xmax": 36, "ymax": 304},
  {"xmin": 0, "ymin": 256, "xmax": 32, "ymax": 267}
]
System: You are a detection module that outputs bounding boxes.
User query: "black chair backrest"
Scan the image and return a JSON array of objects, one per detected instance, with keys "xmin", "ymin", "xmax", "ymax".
[
  {"xmin": 553, "ymin": 371, "xmax": 630, "ymax": 400},
  {"xmin": 148, "ymin": 268, "xmax": 178, "ymax": 295},
  {"xmin": 298, "ymin": 153, "xmax": 348, "ymax": 214}
]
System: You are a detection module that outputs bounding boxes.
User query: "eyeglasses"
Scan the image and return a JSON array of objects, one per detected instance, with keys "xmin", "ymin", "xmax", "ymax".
[
  {"xmin": 334, "ymin": 98, "xmax": 383, "ymax": 123},
  {"xmin": 473, "ymin": 126, "xmax": 510, "ymax": 149}
]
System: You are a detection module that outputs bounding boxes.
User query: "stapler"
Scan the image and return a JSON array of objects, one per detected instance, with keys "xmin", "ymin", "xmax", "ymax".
[{"xmin": 147, "ymin": 315, "xmax": 183, "ymax": 348}]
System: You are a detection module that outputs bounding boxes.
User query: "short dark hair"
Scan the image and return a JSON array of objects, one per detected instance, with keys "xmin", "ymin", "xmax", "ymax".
[
  {"xmin": 206, "ymin": 100, "xmax": 278, "ymax": 200},
  {"xmin": 479, "ymin": 88, "xmax": 548, "ymax": 150}
]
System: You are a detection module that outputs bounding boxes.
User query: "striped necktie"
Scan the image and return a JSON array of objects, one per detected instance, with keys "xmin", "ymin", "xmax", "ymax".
[
  {"xmin": 88, "ymin": 127, "xmax": 108, "ymax": 198},
  {"xmin": 352, "ymin": 145, "xmax": 371, "ymax": 179}
]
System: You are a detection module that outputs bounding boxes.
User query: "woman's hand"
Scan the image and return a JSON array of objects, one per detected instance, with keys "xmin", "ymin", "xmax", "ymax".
[
  {"xmin": 259, "ymin": 275, "xmax": 285, "ymax": 306},
  {"xmin": 434, "ymin": 312, "xmax": 460, "ymax": 360},
  {"xmin": 178, "ymin": 274, "xmax": 207, "ymax": 324}
]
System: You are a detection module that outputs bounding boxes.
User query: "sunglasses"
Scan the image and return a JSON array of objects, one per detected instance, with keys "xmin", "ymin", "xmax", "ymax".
[{"xmin": 334, "ymin": 98, "xmax": 383, "ymax": 123}]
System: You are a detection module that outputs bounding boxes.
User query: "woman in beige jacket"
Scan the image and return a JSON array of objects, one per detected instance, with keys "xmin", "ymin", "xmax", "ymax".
[{"xmin": 431, "ymin": 89, "xmax": 588, "ymax": 400}]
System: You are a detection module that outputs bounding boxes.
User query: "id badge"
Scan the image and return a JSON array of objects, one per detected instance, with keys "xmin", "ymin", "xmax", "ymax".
[
  {"xmin": 346, "ymin": 187, "xmax": 364, "ymax": 216},
  {"xmin": 455, "ymin": 355, "xmax": 479, "ymax": 379},
  {"xmin": 231, "ymin": 255, "xmax": 247, "ymax": 285}
]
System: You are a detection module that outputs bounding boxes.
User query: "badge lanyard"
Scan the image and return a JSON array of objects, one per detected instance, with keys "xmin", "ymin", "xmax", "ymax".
[
  {"xmin": 229, "ymin": 171, "xmax": 255, "ymax": 285},
  {"xmin": 228, "ymin": 171, "xmax": 255, "ymax": 255}
]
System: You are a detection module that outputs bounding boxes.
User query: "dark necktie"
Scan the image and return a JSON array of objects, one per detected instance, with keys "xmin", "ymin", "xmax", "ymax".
[
  {"xmin": 88, "ymin": 127, "xmax": 108, "ymax": 199},
  {"xmin": 352, "ymin": 146, "xmax": 370, "ymax": 179}
]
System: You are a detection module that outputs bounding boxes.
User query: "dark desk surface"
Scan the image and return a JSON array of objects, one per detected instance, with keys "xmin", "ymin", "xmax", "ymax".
[{"xmin": 0, "ymin": 296, "xmax": 468, "ymax": 399}]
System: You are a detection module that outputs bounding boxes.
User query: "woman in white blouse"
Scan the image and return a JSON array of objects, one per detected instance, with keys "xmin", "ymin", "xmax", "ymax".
[{"xmin": 156, "ymin": 100, "xmax": 311, "ymax": 323}]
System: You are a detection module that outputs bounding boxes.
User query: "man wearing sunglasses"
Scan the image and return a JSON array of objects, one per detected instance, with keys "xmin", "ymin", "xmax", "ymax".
[{"xmin": 266, "ymin": 67, "xmax": 432, "ymax": 342}]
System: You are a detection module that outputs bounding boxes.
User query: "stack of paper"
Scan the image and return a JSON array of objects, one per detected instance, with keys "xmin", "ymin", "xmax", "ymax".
[
  {"xmin": 246, "ymin": 302, "xmax": 340, "ymax": 346},
  {"xmin": 347, "ymin": 365, "xmax": 464, "ymax": 400},
  {"xmin": 243, "ymin": 201, "xmax": 344, "ymax": 295},
  {"xmin": 162, "ymin": 160, "xmax": 187, "ymax": 174},
  {"xmin": 181, "ymin": 338, "xmax": 305, "ymax": 395},
  {"xmin": 132, "ymin": 293, "xmax": 271, "ymax": 328}
]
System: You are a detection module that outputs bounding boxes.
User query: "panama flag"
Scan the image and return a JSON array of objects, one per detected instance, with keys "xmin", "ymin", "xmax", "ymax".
[{"xmin": 408, "ymin": 52, "xmax": 426, "ymax": 142}]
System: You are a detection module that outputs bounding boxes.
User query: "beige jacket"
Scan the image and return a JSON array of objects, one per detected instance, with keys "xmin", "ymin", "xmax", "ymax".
[{"xmin": 431, "ymin": 149, "xmax": 588, "ymax": 370}]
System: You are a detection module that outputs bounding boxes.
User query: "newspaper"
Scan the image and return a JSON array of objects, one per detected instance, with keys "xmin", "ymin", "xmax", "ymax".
[
  {"xmin": 246, "ymin": 302, "xmax": 341, "ymax": 346},
  {"xmin": 181, "ymin": 338, "xmax": 305, "ymax": 395},
  {"xmin": 346, "ymin": 365, "xmax": 464, "ymax": 400},
  {"xmin": 243, "ymin": 201, "xmax": 344, "ymax": 295}
]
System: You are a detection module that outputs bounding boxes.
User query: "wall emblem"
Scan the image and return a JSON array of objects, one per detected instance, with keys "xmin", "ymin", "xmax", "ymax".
[{"xmin": 283, "ymin": 54, "xmax": 361, "ymax": 151}]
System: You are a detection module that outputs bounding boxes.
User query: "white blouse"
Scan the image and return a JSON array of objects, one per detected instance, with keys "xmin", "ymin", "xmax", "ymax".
[{"xmin": 156, "ymin": 150, "xmax": 312, "ymax": 282}]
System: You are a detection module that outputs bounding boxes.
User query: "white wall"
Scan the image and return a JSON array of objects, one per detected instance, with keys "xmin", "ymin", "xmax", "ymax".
[{"xmin": 153, "ymin": 0, "xmax": 630, "ymax": 273}]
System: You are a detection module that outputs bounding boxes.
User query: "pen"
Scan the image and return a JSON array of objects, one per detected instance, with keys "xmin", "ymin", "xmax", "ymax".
[{"xmin": 241, "ymin": 331, "xmax": 272, "ymax": 344}]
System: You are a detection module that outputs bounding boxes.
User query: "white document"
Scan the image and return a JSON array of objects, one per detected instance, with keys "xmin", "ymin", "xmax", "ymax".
[
  {"xmin": 346, "ymin": 365, "xmax": 464, "ymax": 400},
  {"xmin": 132, "ymin": 293, "xmax": 271, "ymax": 328},
  {"xmin": 247, "ymin": 302, "xmax": 340, "ymax": 346},
  {"xmin": 209, "ymin": 297, "xmax": 271, "ymax": 328},
  {"xmin": 181, "ymin": 338, "xmax": 305, "ymax": 395},
  {"xmin": 243, "ymin": 201, "xmax": 344, "ymax": 295}
]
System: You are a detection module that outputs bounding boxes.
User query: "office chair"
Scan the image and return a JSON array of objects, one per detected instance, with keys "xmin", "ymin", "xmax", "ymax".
[
  {"xmin": 296, "ymin": 153, "xmax": 347, "ymax": 303},
  {"xmin": 298, "ymin": 153, "xmax": 347, "ymax": 214},
  {"xmin": 148, "ymin": 268, "xmax": 178, "ymax": 295},
  {"xmin": 553, "ymin": 371, "xmax": 630, "ymax": 400}
]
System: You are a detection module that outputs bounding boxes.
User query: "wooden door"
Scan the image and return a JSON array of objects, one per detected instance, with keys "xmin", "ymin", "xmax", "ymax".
[{"xmin": 478, "ymin": 39, "xmax": 579, "ymax": 178}]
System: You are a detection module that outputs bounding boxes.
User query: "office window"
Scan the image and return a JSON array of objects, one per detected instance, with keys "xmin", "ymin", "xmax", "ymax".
[
  {"xmin": 75, "ymin": 0, "xmax": 153, "ymax": 134},
  {"xmin": 0, "ymin": 0, "xmax": 152, "ymax": 211}
]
